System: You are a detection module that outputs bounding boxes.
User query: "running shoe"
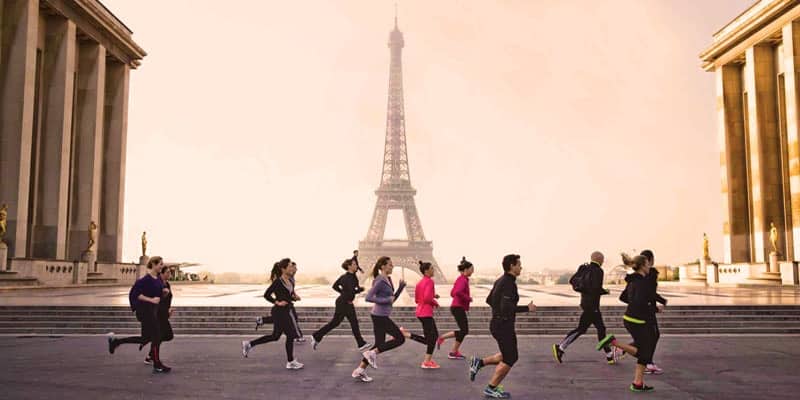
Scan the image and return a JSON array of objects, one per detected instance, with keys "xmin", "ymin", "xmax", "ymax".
[
  {"xmin": 358, "ymin": 342, "xmax": 372, "ymax": 352},
  {"xmin": 606, "ymin": 355, "xmax": 616, "ymax": 365},
  {"xmin": 153, "ymin": 363, "xmax": 172, "ymax": 373},
  {"xmin": 436, "ymin": 336, "xmax": 445, "ymax": 350},
  {"xmin": 630, "ymin": 382, "xmax": 654, "ymax": 392},
  {"xmin": 362, "ymin": 349, "xmax": 378, "ymax": 369},
  {"xmin": 144, "ymin": 356, "xmax": 153, "ymax": 365},
  {"xmin": 448, "ymin": 351, "xmax": 465, "ymax": 360},
  {"xmin": 242, "ymin": 340, "xmax": 252, "ymax": 358},
  {"xmin": 645, "ymin": 363, "xmax": 663, "ymax": 375},
  {"xmin": 106, "ymin": 332, "xmax": 116, "ymax": 355},
  {"xmin": 295, "ymin": 337, "xmax": 307, "ymax": 343},
  {"xmin": 311, "ymin": 336, "xmax": 319, "ymax": 351},
  {"xmin": 596, "ymin": 334, "xmax": 616, "ymax": 351},
  {"xmin": 552, "ymin": 344, "xmax": 564, "ymax": 363},
  {"xmin": 421, "ymin": 360, "xmax": 441, "ymax": 369},
  {"xmin": 254, "ymin": 317, "xmax": 264, "ymax": 331},
  {"xmin": 352, "ymin": 368, "xmax": 373, "ymax": 382},
  {"xmin": 482, "ymin": 385, "xmax": 511, "ymax": 399},
  {"xmin": 614, "ymin": 347, "xmax": 627, "ymax": 360},
  {"xmin": 469, "ymin": 355, "xmax": 483, "ymax": 382},
  {"xmin": 286, "ymin": 360, "xmax": 304, "ymax": 370}
]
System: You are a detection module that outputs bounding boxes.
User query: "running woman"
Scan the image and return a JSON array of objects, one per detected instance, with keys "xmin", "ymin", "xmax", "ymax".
[
  {"xmin": 437, "ymin": 257, "xmax": 474, "ymax": 360},
  {"xmin": 107, "ymin": 256, "xmax": 171, "ymax": 373},
  {"xmin": 412, "ymin": 260, "xmax": 441, "ymax": 369},
  {"xmin": 351, "ymin": 256, "xmax": 407, "ymax": 383},
  {"xmin": 144, "ymin": 266, "xmax": 175, "ymax": 365},
  {"xmin": 241, "ymin": 258, "xmax": 304, "ymax": 370},
  {"xmin": 597, "ymin": 253, "xmax": 659, "ymax": 393},
  {"xmin": 640, "ymin": 249, "xmax": 666, "ymax": 375},
  {"xmin": 552, "ymin": 251, "xmax": 617, "ymax": 364},
  {"xmin": 311, "ymin": 256, "xmax": 371, "ymax": 351},
  {"xmin": 468, "ymin": 254, "xmax": 536, "ymax": 399}
]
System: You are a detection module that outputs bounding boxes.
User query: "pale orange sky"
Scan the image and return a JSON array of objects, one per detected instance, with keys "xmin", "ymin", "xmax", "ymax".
[{"xmin": 103, "ymin": 0, "xmax": 754, "ymax": 279}]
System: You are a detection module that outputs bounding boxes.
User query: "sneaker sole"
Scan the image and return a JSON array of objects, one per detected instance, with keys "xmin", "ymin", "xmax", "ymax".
[{"xmin": 551, "ymin": 344, "xmax": 562, "ymax": 363}]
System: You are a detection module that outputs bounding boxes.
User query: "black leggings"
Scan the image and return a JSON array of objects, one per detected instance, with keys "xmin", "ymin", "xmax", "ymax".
[
  {"xmin": 113, "ymin": 307, "xmax": 162, "ymax": 363},
  {"xmin": 558, "ymin": 309, "xmax": 609, "ymax": 352},
  {"xmin": 250, "ymin": 307, "xmax": 300, "ymax": 361},
  {"xmin": 409, "ymin": 317, "xmax": 438, "ymax": 355},
  {"xmin": 651, "ymin": 315, "xmax": 660, "ymax": 361},
  {"xmin": 624, "ymin": 320, "xmax": 656, "ymax": 366},
  {"xmin": 363, "ymin": 315, "xmax": 405, "ymax": 363},
  {"xmin": 312, "ymin": 303, "xmax": 367, "ymax": 347},
  {"xmin": 451, "ymin": 307, "xmax": 469, "ymax": 342}
]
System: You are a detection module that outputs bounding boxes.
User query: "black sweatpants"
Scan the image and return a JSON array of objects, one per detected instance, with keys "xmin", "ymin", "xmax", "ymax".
[
  {"xmin": 409, "ymin": 317, "xmax": 438, "ymax": 355},
  {"xmin": 624, "ymin": 320, "xmax": 656, "ymax": 366},
  {"xmin": 113, "ymin": 307, "xmax": 162, "ymax": 363},
  {"xmin": 451, "ymin": 307, "xmax": 469, "ymax": 342},
  {"xmin": 490, "ymin": 319, "xmax": 518, "ymax": 367},
  {"xmin": 312, "ymin": 302, "xmax": 367, "ymax": 347},
  {"xmin": 558, "ymin": 308, "xmax": 610, "ymax": 352},
  {"xmin": 250, "ymin": 306, "xmax": 300, "ymax": 362}
]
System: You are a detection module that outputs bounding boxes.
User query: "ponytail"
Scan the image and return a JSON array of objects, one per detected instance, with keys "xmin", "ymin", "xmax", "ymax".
[
  {"xmin": 270, "ymin": 258, "xmax": 292, "ymax": 282},
  {"xmin": 372, "ymin": 256, "xmax": 391, "ymax": 278}
]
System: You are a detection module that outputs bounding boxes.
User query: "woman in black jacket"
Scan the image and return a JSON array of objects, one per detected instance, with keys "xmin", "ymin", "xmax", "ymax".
[
  {"xmin": 241, "ymin": 258, "xmax": 304, "ymax": 370},
  {"xmin": 311, "ymin": 255, "xmax": 371, "ymax": 351},
  {"xmin": 597, "ymin": 253, "xmax": 658, "ymax": 393}
]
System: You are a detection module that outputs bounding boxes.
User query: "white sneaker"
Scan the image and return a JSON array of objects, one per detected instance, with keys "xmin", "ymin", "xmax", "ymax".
[
  {"xmin": 362, "ymin": 350, "xmax": 378, "ymax": 369},
  {"xmin": 358, "ymin": 342, "xmax": 372, "ymax": 352},
  {"xmin": 286, "ymin": 360, "xmax": 304, "ymax": 370},
  {"xmin": 645, "ymin": 363, "xmax": 663, "ymax": 375},
  {"xmin": 242, "ymin": 341, "xmax": 252, "ymax": 358},
  {"xmin": 311, "ymin": 336, "xmax": 319, "ymax": 351},
  {"xmin": 352, "ymin": 368, "xmax": 373, "ymax": 382}
]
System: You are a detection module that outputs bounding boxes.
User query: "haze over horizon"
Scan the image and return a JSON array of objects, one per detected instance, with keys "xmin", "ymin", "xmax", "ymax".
[{"xmin": 102, "ymin": 0, "xmax": 755, "ymax": 279}]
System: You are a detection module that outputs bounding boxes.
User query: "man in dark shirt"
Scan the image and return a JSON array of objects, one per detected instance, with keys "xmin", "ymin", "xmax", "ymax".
[
  {"xmin": 468, "ymin": 254, "xmax": 535, "ymax": 399},
  {"xmin": 311, "ymin": 256, "xmax": 371, "ymax": 351},
  {"xmin": 107, "ymin": 256, "xmax": 171, "ymax": 373},
  {"xmin": 552, "ymin": 251, "xmax": 616, "ymax": 364}
]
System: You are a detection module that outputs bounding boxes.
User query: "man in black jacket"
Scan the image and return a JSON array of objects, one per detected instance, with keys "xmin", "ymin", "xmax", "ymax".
[
  {"xmin": 552, "ymin": 251, "xmax": 616, "ymax": 364},
  {"xmin": 468, "ymin": 254, "xmax": 536, "ymax": 399}
]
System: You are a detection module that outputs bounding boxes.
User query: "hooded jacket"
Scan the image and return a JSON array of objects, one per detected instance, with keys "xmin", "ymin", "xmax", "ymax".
[{"xmin": 620, "ymin": 272, "xmax": 656, "ymax": 324}]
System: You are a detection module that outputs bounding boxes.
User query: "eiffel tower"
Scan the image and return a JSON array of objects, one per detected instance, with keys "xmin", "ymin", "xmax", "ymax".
[{"xmin": 358, "ymin": 14, "xmax": 445, "ymax": 284}]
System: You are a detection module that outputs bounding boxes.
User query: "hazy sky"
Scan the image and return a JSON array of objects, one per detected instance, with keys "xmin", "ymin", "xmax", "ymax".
[{"xmin": 103, "ymin": 0, "xmax": 755, "ymax": 279}]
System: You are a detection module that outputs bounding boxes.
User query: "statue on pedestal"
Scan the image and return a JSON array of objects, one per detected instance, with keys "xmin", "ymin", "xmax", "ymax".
[
  {"xmin": 0, "ymin": 204, "xmax": 7, "ymax": 243},
  {"xmin": 87, "ymin": 221, "xmax": 97, "ymax": 252},
  {"xmin": 141, "ymin": 231, "xmax": 147, "ymax": 257},
  {"xmin": 703, "ymin": 232, "xmax": 709, "ymax": 260},
  {"xmin": 769, "ymin": 222, "xmax": 778, "ymax": 254}
]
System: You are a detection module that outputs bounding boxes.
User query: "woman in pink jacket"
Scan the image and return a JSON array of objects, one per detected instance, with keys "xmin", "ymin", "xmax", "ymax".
[
  {"xmin": 437, "ymin": 257, "xmax": 474, "ymax": 360},
  {"xmin": 410, "ymin": 260, "xmax": 441, "ymax": 369}
]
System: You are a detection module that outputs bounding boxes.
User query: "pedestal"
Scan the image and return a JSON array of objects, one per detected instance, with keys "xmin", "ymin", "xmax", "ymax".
[
  {"xmin": 769, "ymin": 252, "xmax": 779, "ymax": 273},
  {"xmin": 82, "ymin": 250, "xmax": 96, "ymax": 273},
  {"xmin": 72, "ymin": 261, "xmax": 87, "ymax": 284},
  {"xmin": 138, "ymin": 255, "xmax": 149, "ymax": 277},
  {"xmin": 0, "ymin": 242, "xmax": 7, "ymax": 271}
]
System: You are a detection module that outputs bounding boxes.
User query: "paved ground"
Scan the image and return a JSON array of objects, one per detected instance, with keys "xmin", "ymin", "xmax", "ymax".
[
  {"xmin": 2, "ymin": 283, "xmax": 800, "ymax": 307},
  {"xmin": 1, "ymin": 335, "xmax": 797, "ymax": 399}
]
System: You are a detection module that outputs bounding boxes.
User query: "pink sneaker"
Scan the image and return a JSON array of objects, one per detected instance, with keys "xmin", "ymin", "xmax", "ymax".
[
  {"xmin": 421, "ymin": 360, "xmax": 441, "ymax": 369},
  {"xmin": 448, "ymin": 351, "xmax": 465, "ymax": 360},
  {"xmin": 645, "ymin": 363, "xmax": 663, "ymax": 375},
  {"xmin": 436, "ymin": 336, "xmax": 445, "ymax": 350}
]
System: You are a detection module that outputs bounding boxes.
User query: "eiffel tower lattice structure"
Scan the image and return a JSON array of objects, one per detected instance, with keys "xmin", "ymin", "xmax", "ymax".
[{"xmin": 358, "ymin": 15, "xmax": 445, "ymax": 284}]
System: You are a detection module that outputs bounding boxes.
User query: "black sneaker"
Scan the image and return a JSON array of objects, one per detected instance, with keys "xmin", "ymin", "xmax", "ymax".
[
  {"xmin": 629, "ymin": 383, "xmax": 654, "ymax": 392},
  {"xmin": 153, "ymin": 363, "xmax": 172, "ymax": 373},
  {"xmin": 107, "ymin": 333, "xmax": 116, "ymax": 354},
  {"xmin": 551, "ymin": 344, "xmax": 564, "ymax": 363}
]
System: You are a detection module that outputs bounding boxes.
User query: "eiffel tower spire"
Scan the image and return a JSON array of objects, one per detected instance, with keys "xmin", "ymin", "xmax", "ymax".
[{"xmin": 358, "ymin": 12, "xmax": 445, "ymax": 283}]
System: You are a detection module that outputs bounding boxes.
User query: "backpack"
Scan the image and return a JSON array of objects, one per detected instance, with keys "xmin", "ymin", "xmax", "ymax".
[
  {"xmin": 569, "ymin": 263, "xmax": 591, "ymax": 293},
  {"xmin": 128, "ymin": 278, "xmax": 141, "ymax": 312}
]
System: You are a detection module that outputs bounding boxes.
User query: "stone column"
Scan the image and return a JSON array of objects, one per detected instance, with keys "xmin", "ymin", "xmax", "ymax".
[
  {"xmin": 67, "ymin": 41, "xmax": 105, "ymax": 260},
  {"xmin": 745, "ymin": 45, "xmax": 785, "ymax": 263},
  {"xmin": 0, "ymin": 0, "xmax": 39, "ymax": 258},
  {"xmin": 98, "ymin": 61, "xmax": 129, "ymax": 263},
  {"xmin": 717, "ymin": 63, "xmax": 751, "ymax": 264},
  {"xmin": 783, "ymin": 21, "xmax": 800, "ymax": 262},
  {"xmin": 31, "ymin": 16, "xmax": 75, "ymax": 259}
]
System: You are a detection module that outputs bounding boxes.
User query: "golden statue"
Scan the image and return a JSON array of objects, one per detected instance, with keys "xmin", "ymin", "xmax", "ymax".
[
  {"xmin": 0, "ymin": 204, "xmax": 7, "ymax": 242},
  {"xmin": 87, "ymin": 221, "xmax": 97, "ymax": 252},
  {"xmin": 703, "ymin": 232, "xmax": 709, "ymax": 260},
  {"xmin": 141, "ymin": 231, "xmax": 147, "ymax": 257},
  {"xmin": 770, "ymin": 222, "xmax": 778, "ymax": 253}
]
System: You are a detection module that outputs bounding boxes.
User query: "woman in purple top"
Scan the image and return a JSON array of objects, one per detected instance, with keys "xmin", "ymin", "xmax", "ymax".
[
  {"xmin": 350, "ymin": 256, "xmax": 406, "ymax": 383},
  {"xmin": 437, "ymin": 257, "xmax": 474, "ymax": 360}
]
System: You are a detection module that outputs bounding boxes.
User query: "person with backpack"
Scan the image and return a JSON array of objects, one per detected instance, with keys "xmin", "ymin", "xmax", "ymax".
[
  {"xmin": 552, "ymin": 251, "xmax": 617, "ymax": 364},
  {"xmin": 107, "ymin": 256, "xmax": 171, "ymax": 373}
]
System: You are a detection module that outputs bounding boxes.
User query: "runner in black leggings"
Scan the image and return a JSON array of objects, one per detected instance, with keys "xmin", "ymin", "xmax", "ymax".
[
  {"xmin": 351, "ymin": 256, "xmax": 407, "ymax": 383},
  {"xmin": 468, "ymin": 254, "xmax": 536, "ymax": 399},
  {"xmin": 242, "ymin": 258, "xmax": 304, "ymax": 370},
  {"xmin": 437, "ymin": 257, "xmax": 474, "ymax": 360},
  {"xmin": 597, "ymin": 253, "xmax": 659, "ymax": 393},
  {"xmin": 640, "ymin": 249, "xmax": 665, "ymax": 374},
  {"xmin": 107, "ymin": 256, "xmax": 170, "ymax": 373},
  {"xmin": 312, "ymin": 254, "xmax": 371, "ymax": 351},
  {"xmin": 409, "ymin": 260, "xmax": 441, "ymax": 368},
  {"xmin": 143, "ymin": 266, "xmax": 175, "ymax": 365}
]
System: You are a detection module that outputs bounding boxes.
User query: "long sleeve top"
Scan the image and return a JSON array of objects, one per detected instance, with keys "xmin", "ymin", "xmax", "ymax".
[
  {"xmin": 415, "ymin": 275, "xmax": 439, "ymax": 317},
  {"xmin": 620, "ymin": 272, "xmax": 657, "ymax": 324},
  {"xmin": 450, "ymin": 274, "xmax": 472, "ymax": 311},
  {"xmin": 580, "ymin": 262, "xmax": 607, "ymax": 310},
  {"xmin": 332, "ymin": 271, "xmax": 363, "ymax": 305},
  {"xmin": 486, "ymin": 273, "xmax": 528, "ymax": 323},
  {"xmin": 366, "ymin": 275, "xmax": 405, "ymax": 317},
  {"xmin": 263, "ymin": 278, "xmax": 294, "ymax": 310}
]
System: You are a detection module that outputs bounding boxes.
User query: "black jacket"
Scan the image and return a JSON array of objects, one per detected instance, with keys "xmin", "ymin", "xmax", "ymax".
[
  {"xmin": 332, "ymin": 271, "xmax": 363, "ymax": 305},
  {"xmin": 579, "ymin": 262, "xmax": 607, "ymax": 310},
  {"xmin": 486, "ymin": 273, "xmax": 528, "ymax": 323},
  {"xmin": 264, "ymin": 278, "xmax": 295, "ymax": 309},
  {"xmin": 619, "ymin": 272, "xmax": 656, "ymax": 323},
  {"xmin": 620, "ymin": 268, "xmax": 666, "ymax": 322}
]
